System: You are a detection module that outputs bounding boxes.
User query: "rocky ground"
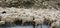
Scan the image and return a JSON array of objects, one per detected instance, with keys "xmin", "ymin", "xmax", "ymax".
[{"xmin": 0, "ymin": 0, "xmax": 60, "ymax": 9}]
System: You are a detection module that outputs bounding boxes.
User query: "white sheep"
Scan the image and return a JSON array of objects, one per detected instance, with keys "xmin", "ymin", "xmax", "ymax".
[
  {"xmin": 21, "ymin": 15, "xmax": 34, "ymax": 25},
  {"xmin": 1, "ymin": 16, "xmax": 13, "ymax": 24},
  {"xmin": 33, "ymin": 16, "xmax": 44, "ymax": 28},
  {"xmin": 50, "ymin": 20, "xmax": 60, "ymax": 28},
  {"xmin": 1, "ymin": 14, "xmax": 18, "ymax": 25},
  {"xmin": 0, "ymin": 21, "xmax": 5, "ymax": 25}
]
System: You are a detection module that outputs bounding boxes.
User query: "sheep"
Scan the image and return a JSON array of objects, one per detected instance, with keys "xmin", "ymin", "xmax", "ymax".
[
  {"xmin": 50, "ymin": 20, "xmax": 60, "ymax": 28},
  {"xmin": 1, "ymin": 14, "xmax": 19, "ymax": 25},
  {"xmin": 21, "ymin": 15, "xmax": 34, "ymax": 25},
  {"xmin": 44, "ymin": 18, "xmax": 56, "ymax": 25},
  {"xmin": 33, "ymin": 16, "xmax": 44, "ymax": 28},
  {"xmin": 0, "ymin": 21, "xmax": 5, "ymax": 25},
  {"xmin": 13, "ymin": 9, "xmax": 34, "ymax": 25},
  {"xmin": 1, "ymin": 16, "xmax": 13, "ymax": 25},
  {"xmin": 44, "ymin": 14, "xmax": 57, "ymax": 25},
  {"xmin": 4, "ymin": 8, "xmax": 17, "ymax": 14}
]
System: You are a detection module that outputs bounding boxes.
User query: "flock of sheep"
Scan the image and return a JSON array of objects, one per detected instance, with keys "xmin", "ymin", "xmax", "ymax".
[{"xmin": 0, "ymin": 7, "xmax": 60, "ymax": 28}]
